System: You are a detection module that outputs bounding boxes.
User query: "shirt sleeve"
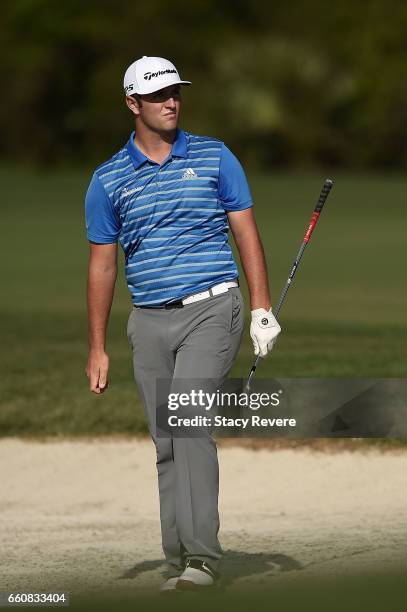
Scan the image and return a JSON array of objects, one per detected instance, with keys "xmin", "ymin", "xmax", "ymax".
[
  {"xmin": 85, "ymin": 173, "xmax": 121, "ymax": 243},
  {"xmin": 218, "ymin": 143, "xmax": 253, "ymax": 211}
]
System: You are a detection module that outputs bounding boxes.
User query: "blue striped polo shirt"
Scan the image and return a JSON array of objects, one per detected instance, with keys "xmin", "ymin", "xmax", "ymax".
[{"xmin": 85, "ymin": 129, "xmax": 253, "ymax": 306}]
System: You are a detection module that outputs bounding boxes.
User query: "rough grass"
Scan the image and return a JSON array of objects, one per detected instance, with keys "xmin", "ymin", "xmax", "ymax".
[{"xmin": 1, "ymin": 168, "xmax": 405, "ymax": 439}]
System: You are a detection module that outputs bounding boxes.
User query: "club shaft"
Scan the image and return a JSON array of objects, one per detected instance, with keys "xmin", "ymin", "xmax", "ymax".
[
  {"xmin": 245, "ymin": 241, "xmax": 308, "ymax": 390},
  {"xmin": 245, "ymin": 179, "xmax": 334, "ymax": 391}
]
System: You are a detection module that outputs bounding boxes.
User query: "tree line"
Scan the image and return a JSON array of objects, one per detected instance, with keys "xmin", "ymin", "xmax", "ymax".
[{"xmin": 2, "ymin": 0, "xmax": 407, "ymax": 169}]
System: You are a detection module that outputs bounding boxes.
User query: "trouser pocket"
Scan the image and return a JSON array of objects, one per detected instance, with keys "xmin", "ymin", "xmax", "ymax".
[
  {"xmin": 229, "ymin": 288, "xmax": 244, "ymax": 334},
  {"xmin": 126, "ymin": 308, "xmax": 136, "ymax": 346}
]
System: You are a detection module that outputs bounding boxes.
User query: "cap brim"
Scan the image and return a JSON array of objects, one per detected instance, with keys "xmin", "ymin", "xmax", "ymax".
[{"xmin": 134, "ymin": 79, "xmax": 192, "ymax": 95}]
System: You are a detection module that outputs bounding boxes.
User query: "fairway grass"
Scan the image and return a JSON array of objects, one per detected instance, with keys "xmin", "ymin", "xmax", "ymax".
[
  {"xmin": 1, "ymin": 310, "xmax": 404, "ymax": 436},
  {"xmin": 1, "ymin": 167, "xmax": 406, "ymax": 436}
]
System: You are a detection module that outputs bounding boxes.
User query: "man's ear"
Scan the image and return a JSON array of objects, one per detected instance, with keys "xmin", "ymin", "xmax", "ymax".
[{"xmin": 126, "ymin": 95, "xmax": 141, "ymax": 117}]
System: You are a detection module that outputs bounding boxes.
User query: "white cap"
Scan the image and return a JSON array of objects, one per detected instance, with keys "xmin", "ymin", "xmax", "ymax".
[{"xmin": 123, "ymin": 56, "xmax": 191, "ymax": 96}]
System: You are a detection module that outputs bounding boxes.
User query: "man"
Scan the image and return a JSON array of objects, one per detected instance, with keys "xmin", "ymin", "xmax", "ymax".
[{"xmin": 85, "ymin": 56, "xmax": 281, "ymax": 592}]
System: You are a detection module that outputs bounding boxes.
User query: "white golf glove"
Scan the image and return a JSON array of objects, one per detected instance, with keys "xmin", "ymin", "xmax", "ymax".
[{"xmin": 250, "ymin": 307, "xmax": 281, "ymax": 357}]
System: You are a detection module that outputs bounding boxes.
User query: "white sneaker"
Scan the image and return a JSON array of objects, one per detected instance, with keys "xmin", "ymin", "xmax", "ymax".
[
  {"xmin": 176, "ymin": 559, "xmax": 219, "ymax": 590},
  {"xmin": 159, "ymin": 576, "xmax": 180, "ymax": 593}
]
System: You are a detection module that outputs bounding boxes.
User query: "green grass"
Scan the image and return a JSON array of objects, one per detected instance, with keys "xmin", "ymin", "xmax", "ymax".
[
  {"xmin": 65, "ymin": 572, "xmax": 407, "ymax": 612},
  {"xmin": 1, "ymin": 167, "xmax": 406, "ymax": 436}
]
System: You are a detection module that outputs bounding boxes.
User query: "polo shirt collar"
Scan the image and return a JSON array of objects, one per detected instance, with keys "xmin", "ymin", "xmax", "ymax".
[{"xmin": 126, "ymin": 128, "xmax": 187, "ymax": 169}]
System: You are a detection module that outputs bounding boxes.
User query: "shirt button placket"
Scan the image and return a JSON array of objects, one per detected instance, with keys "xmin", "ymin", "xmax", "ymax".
[{"xmin": 157, "ymin": 158, "xmax": 170, "ymax": 203}]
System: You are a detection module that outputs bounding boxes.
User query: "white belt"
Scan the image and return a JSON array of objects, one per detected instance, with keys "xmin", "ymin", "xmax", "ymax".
[{"xmin": 181, "ymin": 281, "xmax": 238, "ymax": 305}]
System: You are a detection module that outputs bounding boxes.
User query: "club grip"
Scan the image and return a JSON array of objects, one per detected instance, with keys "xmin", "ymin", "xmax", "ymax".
[{"xmin": 314, "ymin": 179, "xmax": 334, "ymax": 213}]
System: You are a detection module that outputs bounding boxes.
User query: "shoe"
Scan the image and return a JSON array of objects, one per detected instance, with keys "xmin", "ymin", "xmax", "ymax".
[
  {"xmin": 176, "ymin": 559, "xmax": 220, "ymax": 591},
  {"xmin": 159, "ymin": 576, "xmax": 180, "ymax": 593}
]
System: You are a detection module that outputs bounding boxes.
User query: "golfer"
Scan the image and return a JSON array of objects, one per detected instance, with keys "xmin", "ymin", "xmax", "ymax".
[{"xmin": 84, "ymin": 56, "xmax": 281, "ymax": 591}]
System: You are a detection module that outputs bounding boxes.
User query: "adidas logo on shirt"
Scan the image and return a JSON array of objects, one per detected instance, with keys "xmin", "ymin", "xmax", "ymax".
[{"xmin": 182, "ymin": 168, "xmax": 198, "ymax": 179}]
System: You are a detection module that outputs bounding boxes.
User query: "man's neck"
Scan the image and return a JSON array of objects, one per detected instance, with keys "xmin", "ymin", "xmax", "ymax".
[{"xmin": 134, "ymin": 125, "xmax": 177, "ymax": 165}]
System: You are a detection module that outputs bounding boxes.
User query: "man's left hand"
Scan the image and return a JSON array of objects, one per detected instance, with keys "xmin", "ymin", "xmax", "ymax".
[{"xmin": 250, "ymin": 308, "xmax": 281, "ymax": 357}]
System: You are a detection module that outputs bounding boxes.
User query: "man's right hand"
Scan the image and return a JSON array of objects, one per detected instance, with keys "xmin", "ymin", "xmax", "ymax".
[{"xmin": 85, "ymin": 349, "xmax": 110, "ymax": 394}]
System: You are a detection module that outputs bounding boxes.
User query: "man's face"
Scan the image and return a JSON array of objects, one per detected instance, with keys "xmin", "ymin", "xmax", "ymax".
[{"xmin": 131, "ymin": 84, "xmax": 181, "ymax": 133}]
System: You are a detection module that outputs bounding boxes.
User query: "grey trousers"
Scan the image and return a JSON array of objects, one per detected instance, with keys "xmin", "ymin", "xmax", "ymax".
[{"xmin": 127, "ymin": 286, "xmax": 244, "ymax": 574}]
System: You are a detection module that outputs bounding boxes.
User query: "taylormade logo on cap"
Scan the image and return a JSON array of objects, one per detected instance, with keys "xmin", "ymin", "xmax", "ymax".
[
  {"xmin": 123, "ymin": 56, "xmax": 191, "ymax": 96},
  {"xmin": 144, "ymin": 69, "xmax": 177, "ymax": 81}
]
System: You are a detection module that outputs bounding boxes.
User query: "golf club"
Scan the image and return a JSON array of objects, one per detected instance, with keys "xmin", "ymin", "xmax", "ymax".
[{"xmin": 244, "ymin": 178, "xmax": 334, "ymax": 392}]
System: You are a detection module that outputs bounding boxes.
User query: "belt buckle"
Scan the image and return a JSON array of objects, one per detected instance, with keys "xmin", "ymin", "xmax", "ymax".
[{"xmin": 165, "ymin": 299, "xmax": 184, "ymax": 309}]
